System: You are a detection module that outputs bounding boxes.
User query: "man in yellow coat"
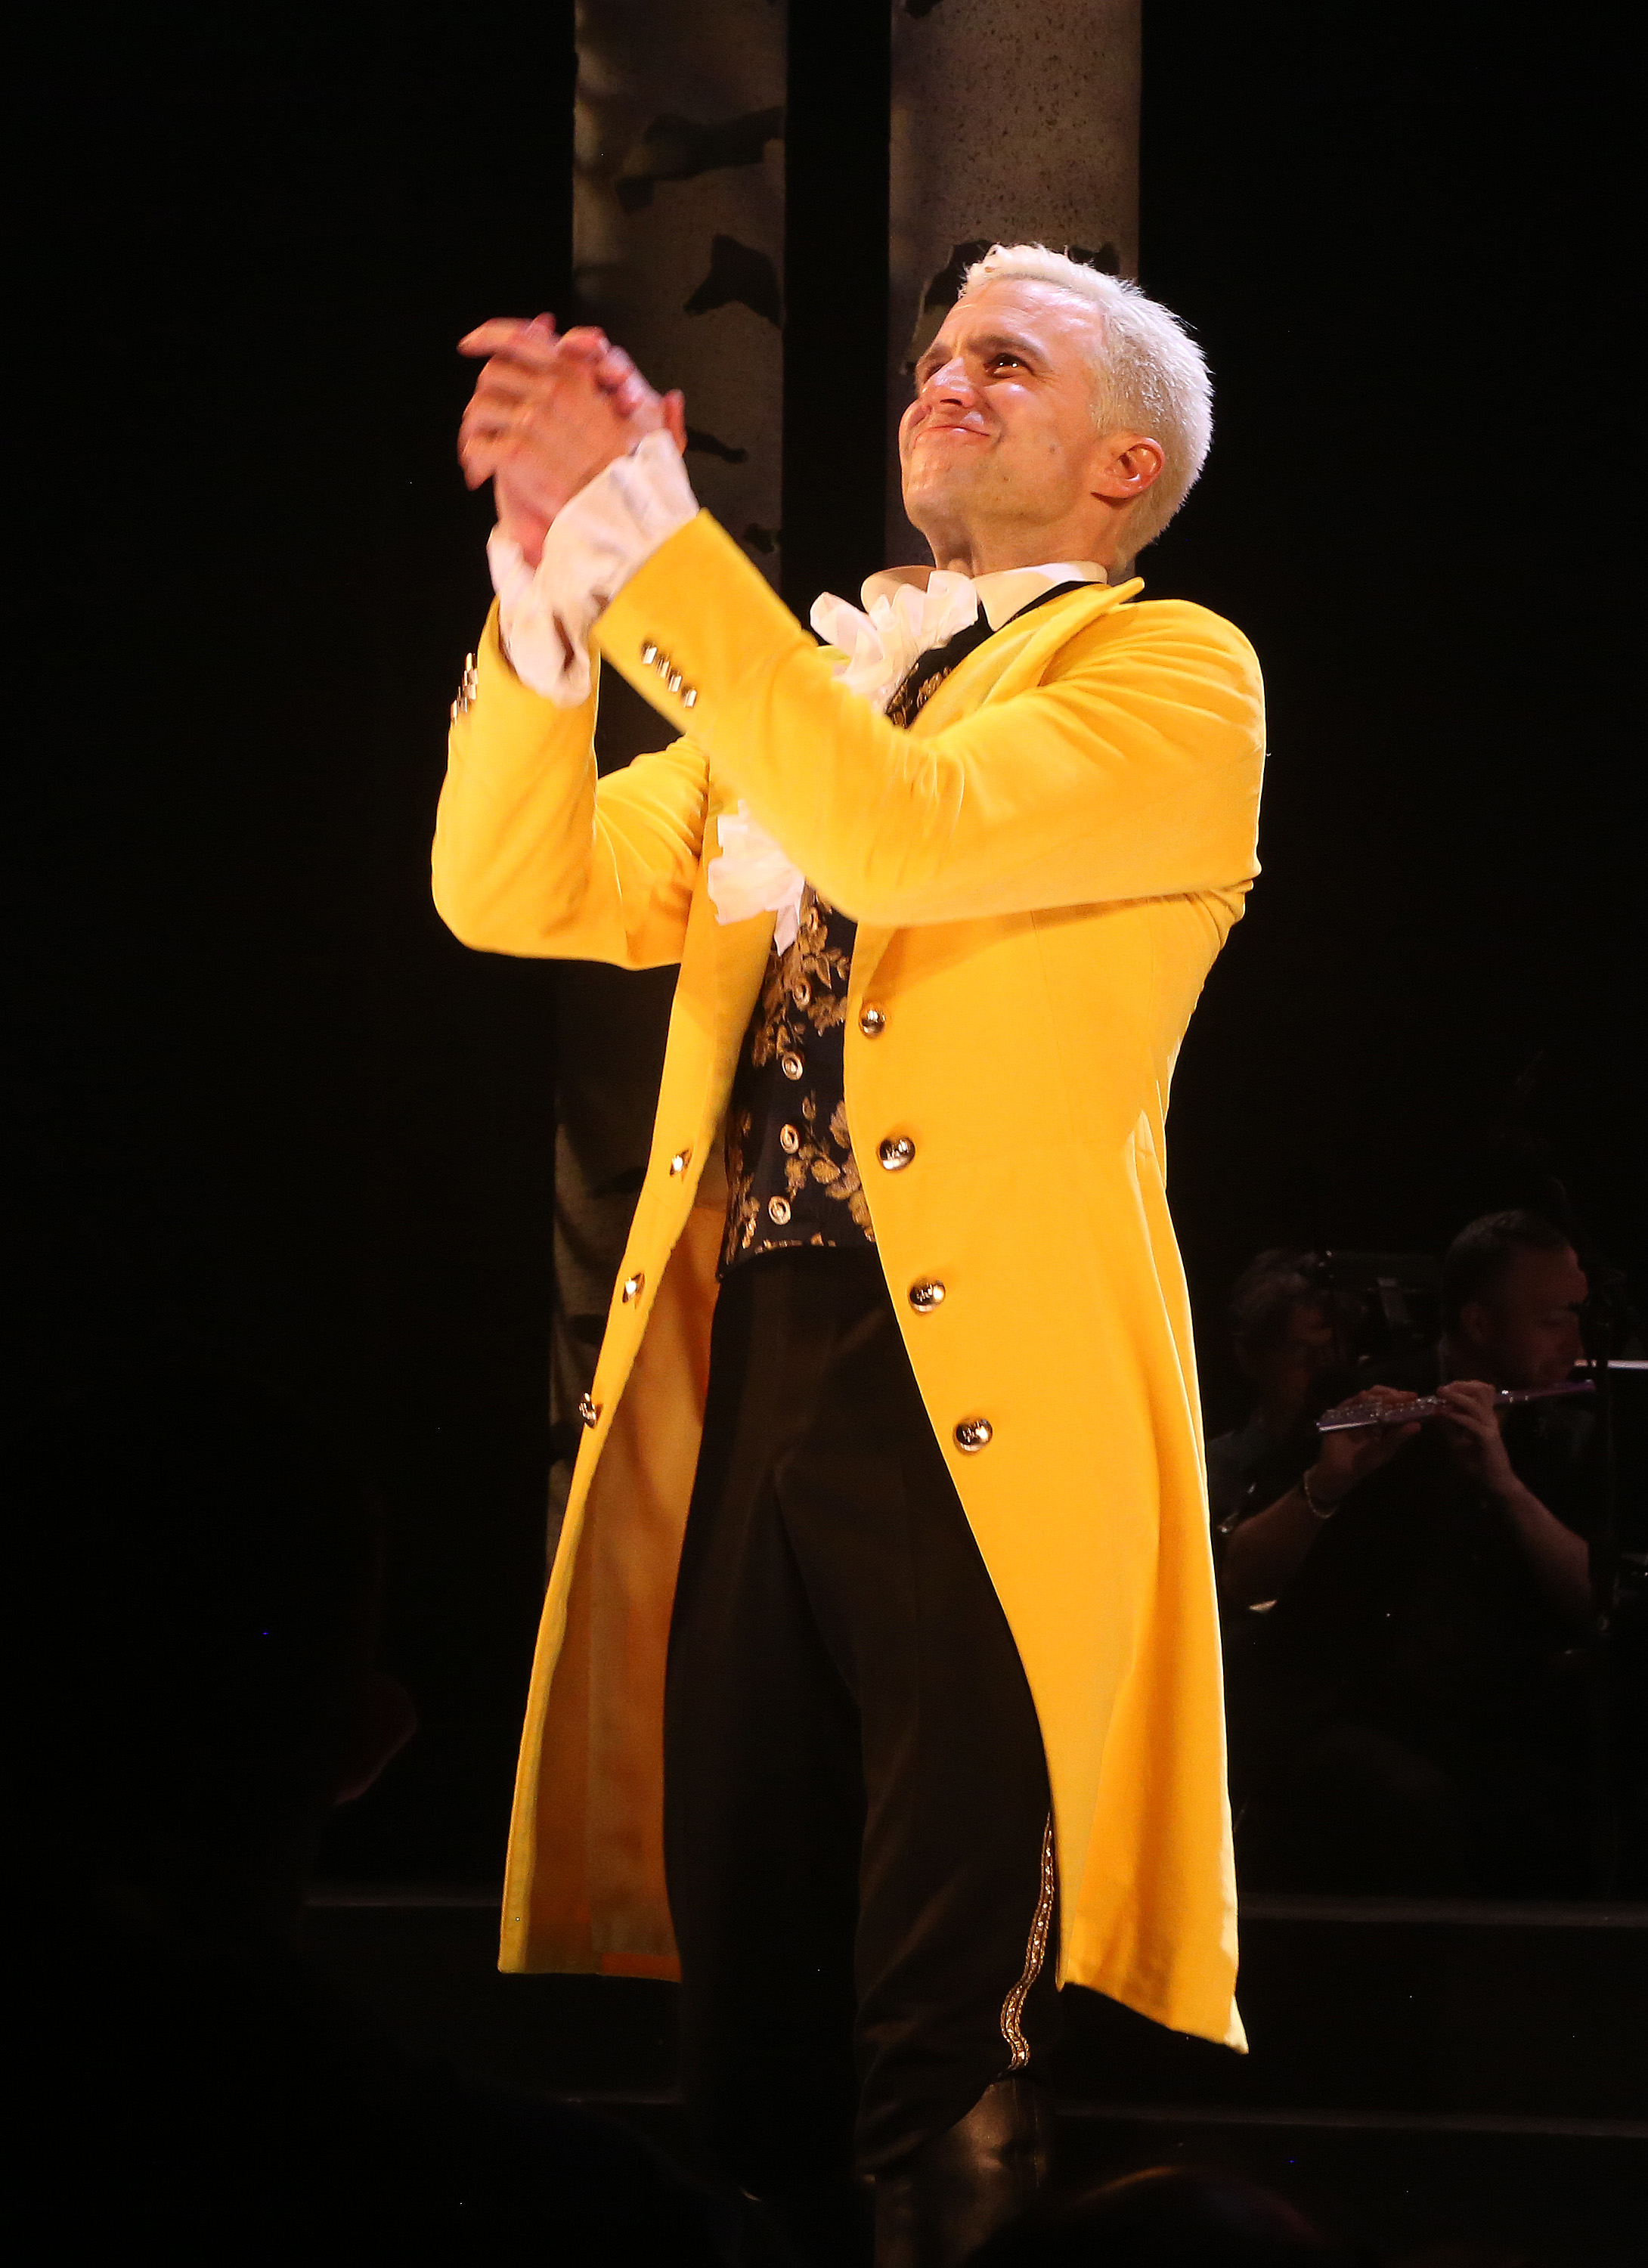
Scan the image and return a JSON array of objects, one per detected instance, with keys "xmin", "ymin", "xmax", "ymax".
[{"xmin": 435, "ymin": 244, "xmax": 1265, "ymax": 2264}]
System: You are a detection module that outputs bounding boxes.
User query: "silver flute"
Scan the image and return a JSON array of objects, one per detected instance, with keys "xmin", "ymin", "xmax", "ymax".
[{"xmin": 1316, "ymin": 1380, "xmax": 1596, "ymax": 1433}]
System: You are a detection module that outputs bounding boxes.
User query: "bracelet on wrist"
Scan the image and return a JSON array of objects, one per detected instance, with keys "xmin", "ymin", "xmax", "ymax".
[{"xmin": 1300, "ymin": 1466, "xmax": 1341, "ymax": 1520}]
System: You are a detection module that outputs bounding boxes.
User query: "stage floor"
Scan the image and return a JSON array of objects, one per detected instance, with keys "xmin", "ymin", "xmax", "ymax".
[{"xmin": 302, "ymin": 1887, "xmax": 1646, "ymax": 2264}]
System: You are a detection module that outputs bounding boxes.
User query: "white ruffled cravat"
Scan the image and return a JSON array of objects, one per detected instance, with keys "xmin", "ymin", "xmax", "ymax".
[
  {"xmin": 705, "ymin": 572, "xmax": 984, "ymax": 945},
  {"xmin": 809, "ymin": 569, "xmax": 982, "ymax": 710}
]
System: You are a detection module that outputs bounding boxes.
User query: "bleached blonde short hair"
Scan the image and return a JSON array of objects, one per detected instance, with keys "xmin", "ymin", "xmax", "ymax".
[{"xmin": 959, "ymin": 243, "xmax": 1213, "ymax": 552}]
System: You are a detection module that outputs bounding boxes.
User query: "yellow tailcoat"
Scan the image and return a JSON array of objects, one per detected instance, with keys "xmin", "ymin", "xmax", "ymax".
[{"xmin": 432, "ymin": 512, "xmax": 1265, "ymax": 2048}]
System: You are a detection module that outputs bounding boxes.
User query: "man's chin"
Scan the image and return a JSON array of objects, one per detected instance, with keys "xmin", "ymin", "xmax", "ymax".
[{"xmin": 901, "ymin": 465, "xmax": 977, "ymax": 533}]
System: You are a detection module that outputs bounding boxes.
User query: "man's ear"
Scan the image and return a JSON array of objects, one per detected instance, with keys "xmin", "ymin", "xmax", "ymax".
[
  {"xmin": 1457, "ymin": 1299, "xmax": 1493, "ymax": 1354},
  {"xmin": 1092, "ymin": 433, "xmax": 1165, "ymax": 503}
]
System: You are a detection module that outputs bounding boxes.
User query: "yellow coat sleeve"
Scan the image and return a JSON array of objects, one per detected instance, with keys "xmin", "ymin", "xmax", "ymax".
[
  {"xmin": 432, "ymin": 601, "xmax": 708, "ymax": 968},
  {"xmin": 596, "ymin": 514, "xmax": 1263, "ymax": 928}
]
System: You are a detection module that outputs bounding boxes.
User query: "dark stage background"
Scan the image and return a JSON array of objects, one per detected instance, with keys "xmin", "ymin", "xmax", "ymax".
[{"xmin": 16, "ymin": 4, "xmax": 1637, "ymax": 1885}]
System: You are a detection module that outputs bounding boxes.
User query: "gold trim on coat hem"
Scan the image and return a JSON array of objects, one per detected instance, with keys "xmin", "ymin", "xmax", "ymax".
[{"xmin": 1000, "ymin": 1813, "xmax": 1057, "ymax": 2068}]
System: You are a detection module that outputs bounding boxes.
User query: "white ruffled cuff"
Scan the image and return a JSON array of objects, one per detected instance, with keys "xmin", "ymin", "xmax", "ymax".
[
  {"xmin": 488, "ymin": 429, "xmax": 699, "ymax": 705},
  {"xmin": 706, "ymin": 801, "xmax": 807, "ymax": 950}
]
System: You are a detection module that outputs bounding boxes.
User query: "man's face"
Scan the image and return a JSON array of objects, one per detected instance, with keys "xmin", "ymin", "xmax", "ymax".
[
  {"xmin": 1241, "ymin": 1300, "xmax": 1341, "ymax": 1424},
  {"xmin": 899, "ymin": 280, "xmax": 1116, "ymax": 547},
  {"xmin": 1463, "ymin": 1244, "xmax": 1588, "ymax": 1390}
]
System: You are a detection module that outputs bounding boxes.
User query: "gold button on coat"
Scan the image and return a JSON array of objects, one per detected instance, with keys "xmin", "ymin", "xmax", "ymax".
[
  {"xmin": 779, "ymin": 1125, "xmax": 800, "ymax": 1154},
  {"xmin": 668, "ymin": 1148, "xmax": 692, "ymax": 1175},
  {"xmin": 953, "ymin": 1417, "xmax": 993, "ymax": 1452},
  {"xmin": 780, "ymin": 1052, "xmax": 804, "ymax": 1081},
  {"xmin": 577, "ymin": 1393, "xmax": 600, "ymax": 1429},
  {"xmin": 858, "ymin": 1004, "xmax": 887, "ymax": 1036},
  {"xmin": 767, "ymin": 1195, "xmax": 792, "ymax": 1225},
  {"xmin": 878, "ymin": 1136, "xmax": 915, "ymax": 1171},
  {"xmin": 621, "ymin": 1272, "xmax": 644, "ymax": 1303},
  {"xmin": 909, "ymin": 1279, "xmax": 946, "ymax": 1313}
]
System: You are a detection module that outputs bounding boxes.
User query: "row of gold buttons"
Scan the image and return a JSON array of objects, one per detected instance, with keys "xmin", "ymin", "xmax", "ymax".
[
  {"xmin": 638, "ymin": 640, "xmax": 699, "ymax": 709},
  {"xmin": 861, "ymin": 1002, "xmax": 989, "ymax": 1452},
  {"xmin": 450, "ymin": 651, "xmax": 479, "ymax": 723},
  {"xmin": 764, "ymin": 971, "xmax": 848, "ymax": 1202},
  {"xmin": 578, "ymin": 1142, "xmax": 698, "ymax": 1428},
  {"xmin": 579, "ymin": 1046, "xmax": 990, "ymax": 1448}
]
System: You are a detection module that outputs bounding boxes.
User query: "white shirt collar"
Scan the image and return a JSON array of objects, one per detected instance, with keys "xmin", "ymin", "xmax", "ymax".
[{"xmin": 859, "ymin": 559, "xmax": 1107, "ymax": 633}]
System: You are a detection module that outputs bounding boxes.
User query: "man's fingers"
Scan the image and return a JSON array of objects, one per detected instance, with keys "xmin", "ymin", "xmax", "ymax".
[
  {"xmin": 460, "ymin": 381, "xmax": 532, "ymax": 429},
  {"xmin": 462, "ymin": 433, "xmax": 564, "ymax": 500},
  {"xmin": 463, "ymin": 377, "xmax": 643, "ymax": 451},
  {"xmin": 1437, "ymin": 1383, "xmax": 1495, "ymax": 1418},
  {"xmin": 469, "ymin": 347, "xmax": 637, "ymax": 417},
  {"xmin": 456, "ymin": 317, "xmax": 674, "ymax": 507},
  {"xmin": 459, "ymin": 441, "xmax": 499, "ymax": 489},
  {"xmin": 461, "ymin": 391, "xmax": 536, "ymax": 437},
  {"xmin": 466, "ymin": 350, "xmax": 561, "ymax": 395},
  {"xmin": 457, "ymin": 318, "xmax": 537, "ymax": 359},
  {"xmin": 592, "ymin": 345, "xmax": 638, "ymax": 391},
  {"xmin": 459, "ymin": 316, "xmax": 556, "ymax": 355},
  {"xmin": 460, "ymin": 415, "xmax": 549, "ymax": 469},
  {"xmin": 459, "ymin": 422, "xmax": 518, "ymax": 481},
  {"xmin": 463, "ymin": 364, "xmax": 606, "ymax": 436},
  {"xmin": 556, "ymin": 326, "xmax": 613, "ymax": 362},
  {"xmin": 1438, "ymin": 1407, "xmax": 1492, "ymax": 1439},
  {"xmin": 609, "ymin": 374, "xmax": 653, "ymax": 419},
  {"xmin": 458, "ymin": 318, "xmax": 569, "ymax": 366},
  {"xmin": 664, "ymin": 390, "xmax": 687, "ymax": 453},
  {"xmin": 466, "ymin": 347, "xmax": 541, "ymax": 388}
]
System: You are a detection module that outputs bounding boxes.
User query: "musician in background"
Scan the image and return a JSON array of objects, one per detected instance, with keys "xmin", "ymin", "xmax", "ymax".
[
  {"xmin": 1221, "ymin": 1210, "xmax": 1600, "ymax": 1895},
  {"xmin": 1203, "ymin": 1250, "xmax": 1358, "ymax": 1531}
]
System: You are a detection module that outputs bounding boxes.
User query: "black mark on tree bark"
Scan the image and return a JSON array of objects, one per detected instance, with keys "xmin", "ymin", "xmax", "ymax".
[
  {"xmin": 684, "ymin": 235, "xmax": 782, "ymax": 327},
  {"xmin": 615, "ymin": 109, "xmax": 784, "ymax": 213},
  {"xmin": 686, "ymin": 427, "xmax": 751, "ymax": 464}
]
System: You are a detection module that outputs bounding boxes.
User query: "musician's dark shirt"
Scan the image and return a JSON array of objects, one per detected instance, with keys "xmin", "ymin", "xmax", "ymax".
[
  {"xmin": 1207, "ymin": 1411, "xmax": 1323, "ymax": 1533},
  {"xmin": 1237, "ymin": 1346, "xmax": 1598, "ymax": 1750}
]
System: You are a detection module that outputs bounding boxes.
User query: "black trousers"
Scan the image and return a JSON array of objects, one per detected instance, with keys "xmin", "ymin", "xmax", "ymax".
[{"xmin": 664, "ymin": 1247, "xmax": 1060, "ymax": 2187}]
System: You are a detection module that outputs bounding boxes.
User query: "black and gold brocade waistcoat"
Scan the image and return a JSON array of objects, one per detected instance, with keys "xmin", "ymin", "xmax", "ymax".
[
  {"xmin": 721, "ymin": 888, "xmax": 869, "ymax": 1272},
  {"xmin": 720, "ymin": 579, "xmax": 1090, "ymax": 1277}
]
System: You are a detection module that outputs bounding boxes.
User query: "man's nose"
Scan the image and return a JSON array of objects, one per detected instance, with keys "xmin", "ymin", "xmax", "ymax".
[{"xmin": 922, "ymin": 355, "xmax": 977, "ymax": 403}]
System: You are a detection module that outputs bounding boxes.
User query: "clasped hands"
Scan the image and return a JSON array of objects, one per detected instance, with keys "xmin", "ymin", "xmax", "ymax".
[{"xmin": 457, "ymin": 315, "xmax": 685, "ymax": 570}]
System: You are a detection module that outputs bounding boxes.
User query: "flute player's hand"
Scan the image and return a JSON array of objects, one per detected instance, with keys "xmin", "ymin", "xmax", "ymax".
[
  {"xmin": 457, "ymin": 315, "xmax": 686, "ymax": 567},
  {"xmin": 1306, "ymin": 1386, "xmax": 1423, "ymax": 1508},
  {"xmin": 1434, "ymin": 1377, "xmax": 1518, "ymax": 1495}
]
